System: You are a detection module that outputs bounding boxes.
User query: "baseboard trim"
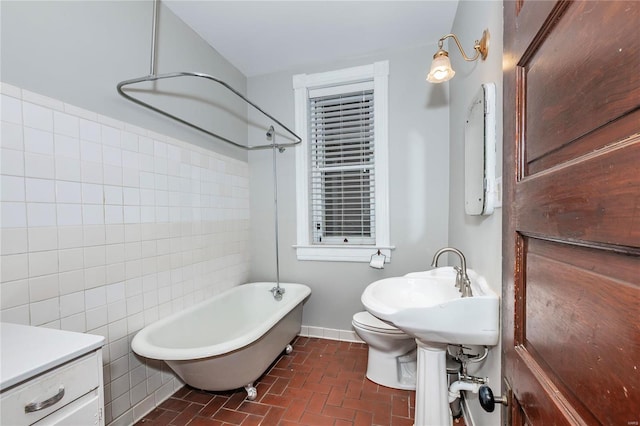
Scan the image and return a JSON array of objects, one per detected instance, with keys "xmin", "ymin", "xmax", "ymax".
[{"xmin": 299, "ymin": 325, "xmax": 364, "ymax": 343}]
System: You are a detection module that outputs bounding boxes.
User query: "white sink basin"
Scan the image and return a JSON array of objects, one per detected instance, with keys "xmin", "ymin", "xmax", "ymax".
[{"xmin": 361, "ymin": 267, "xmax": 499, "ymax": 346}]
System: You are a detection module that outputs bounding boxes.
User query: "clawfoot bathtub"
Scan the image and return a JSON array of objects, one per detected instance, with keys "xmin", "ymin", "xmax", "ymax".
[{"xmin": 131, "ymin": 282, "xmax": 311, "ymax": 399}]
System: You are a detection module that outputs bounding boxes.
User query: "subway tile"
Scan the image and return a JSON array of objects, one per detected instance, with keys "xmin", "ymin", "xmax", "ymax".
[
  {"xmin": 24, "ymin": 152, "xmax": 54, "ymax": 179},
  {"xmin": 54, "ymin": 134, "xmax": 80, "ymax": 159},
  {"xmin": 109, "ymin": 318, "xmax": 128, "ymax": 342},
  {"xmin": 26, "ymin": 202, "xmax": 56, "ymax": 227},
  {"xmin": 138, "ymin": 137, "xmax": 154, "ymax": 155},
  {"xmin": 1, "ymin": 121, "xmax": 24, "ymax": 150},
  {"xmin": 27, "ymin": 226, "xmax": 58, "ymax": 252},
  {"xmin": 54, "ymin": 157, "xmax": 81, "ymax": 182},
  {"xmin": 53, "ymin": 111, "xmax": 79, "ymax": 138},
  {"xmin": 85, "ymin": 286, "xmax": 107, "ymax": 309},
  {"xmin": 111, "ymin": 391, "xmax": 132, "ymax": 420},
  {"xmin": 23, "ymin": 102, "xmax": 54, "ymax": 132},
  {"xmin": 80, "ymin": 140, "xmax": 102, "ymax": 163},
  {"xmin": 109, "ymin": 336, "xmax": 129, "ymax": 361},
  {"xmin": 107, "ymin": 300, "xmax": 127, "ymax": 322},
  {"xmin": 1, "ymin": 94, "xmax": 22, "ymax": 124},
  {"xmin": 30, "ymin": 297, "xmax": 59, "ymax": 326},
  {"xmin": 105, "ymin": 225, "xmax": 125, "ymax": 244},
  {"xmin": 127, "ymin": 312, "xmax": 144, "ymax": 335},
  {"xmin": 139, "ymin": 189, "xmax": 154, "ymax": 206},
  {"xmin": 60, "ymin": 312, "xmax": 86, "ymax": 333},
  {"xmin": 83, "ymin": 204, "xmax": 104, "ymax": 225},
  {"xmin": 84, "ymin": 265, "xmax": 106, "ymax": 289},
  {"xmin": 81, "ymin": 182, "xmax": 103, "ymax": 204},
  {"xmin": 83, "ymin": 225, "xmax": 106, "ymax": 246},
  {"xmin": 57, "ymin": 203, "xmax": 83, "ymax": 226},
  {"xmin": 1, "ymin": 175, "xmax": 25, "ymax": 202},
  {"xmin": 23, "ymin": 127, "xmax": 54, "ymax": 155},
  {"xmin": 25, "ymin": 177, "xmax": 55, "ymax": 202},
  {"xmin": 84, "ymin": 245, "xmax": 106, "ymax": 268},
  {"xmin": 81, "ymin": 160, "xmax": 103, "ymax": 184},
  {"xmin": 122, "ymin": 151, "xmax": 139, "ymax": 170},
  {"xmin": 58, "ymin": 269, "xmax": 85, "ymax": 295},
  {"xmin": 123, "ymin": 187, "xmax": 140, "ymax": 206},
  {"xmin": 28, "ymin": 274, "xmax": 59, "ymax": 302},
  {"xmin": 85, "ymin": 305, "xmax": 108, "ymax": 330},
  {"xmin": 139, "ymin": 172, "xmax": 154, "ymax": 189},
  {"xmin": 1, "ymin": 304, "xmax": 29, "ymax": 325},
  {"xmin": 58, "ymin": 226, "xmax": 84, "ymax": 249},
  {"xmin": 103, "ymin": 145, "xmax": 122, "ymax": 167},
  {"xmin": 0, "ymin": 279, "xmax": 29, "ymax": 309},
  {"xmin": 121, "ymin": 132, "xmax": 138, "ymax": 153},
  {"xmin": 1, "ymin": 253, "xmax": 28, "ymax": 282},
  {"xmin": 122, "ymin": 168, "xmax": 140, "ymax": 187},
  {"xmin": 55, "ymin": 180, "xmax": 82, "ymax": 203},
  {"xmin": 60, "ymin": 291, "xmax": 85, "ymax": 317},
  {"xmin": 124, "ymin": 206, "xmax": 141, "ymax": 224},
  {"xmin": 103, "ymin": 164, "xmax": 123, "ymax": 186},
  {"xmin": 106, "ymin": 262, "xmax": 125, "ymax": 284},
  {"xmin": 102, "ymin": 125, "xmax": 121, "ymax": 147},
  {"xmin": 105, "ymin": 205, "xmax": 124, "ymax": 225},
  {"xmin": 0, "ymin": 228, "xmax": 28, "ymax": 255},
  {"xmin": 28, "ymin": 250, "xmax": 58, "ymax": 277},
  {"xmin": 104, "ymin": 185, "xmax": 123, "ymax": 205},
  {"xmin": 79, "ymin": 118, "xmax": 100, "ymax": 142}
]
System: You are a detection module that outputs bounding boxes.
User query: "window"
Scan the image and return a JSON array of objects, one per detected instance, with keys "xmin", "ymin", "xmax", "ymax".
[{"xmin": 293, "ymin": 61, "xmax": 392, "ymax": 262}]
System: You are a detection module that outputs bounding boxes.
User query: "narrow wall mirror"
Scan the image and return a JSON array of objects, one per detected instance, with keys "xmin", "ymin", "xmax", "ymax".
[{"xmin": 464, "ymin": 82, "xmax": 496, "ymax": 216}]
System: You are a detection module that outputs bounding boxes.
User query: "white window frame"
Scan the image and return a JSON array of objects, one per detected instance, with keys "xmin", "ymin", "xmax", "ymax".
[{"xmin": 293, "ymin": 61, "xmax": 392, "ymax": 262}]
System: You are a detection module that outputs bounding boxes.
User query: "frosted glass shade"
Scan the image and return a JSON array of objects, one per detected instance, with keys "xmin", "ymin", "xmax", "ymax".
[{"xmin": 426, "ymin": 54, "xmax": 455, "ymax": 83}]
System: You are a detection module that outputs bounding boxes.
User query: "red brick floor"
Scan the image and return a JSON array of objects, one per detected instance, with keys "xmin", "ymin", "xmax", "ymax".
[{"xmin": 135, "ymin": 336, "xmax": 467, "ymax": 426}]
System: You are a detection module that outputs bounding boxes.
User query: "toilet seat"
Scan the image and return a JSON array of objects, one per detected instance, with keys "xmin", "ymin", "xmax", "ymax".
[{"xmin": 353, "ymin": 311, "xmax": 406, "ymax": 335}]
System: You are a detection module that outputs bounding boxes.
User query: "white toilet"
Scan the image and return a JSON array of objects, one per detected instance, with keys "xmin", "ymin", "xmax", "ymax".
[{"xmin": 352, "ymin": 311, "xmax": 417, "ymax": 390}]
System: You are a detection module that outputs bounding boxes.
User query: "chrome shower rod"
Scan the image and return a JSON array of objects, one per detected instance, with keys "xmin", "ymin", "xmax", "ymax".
[{"xmin": 116, "ymin": 71, "xmax": 301, "ymax": 151}]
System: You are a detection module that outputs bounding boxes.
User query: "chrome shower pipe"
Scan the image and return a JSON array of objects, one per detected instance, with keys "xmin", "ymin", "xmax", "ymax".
[
  {"xmin": 268, "ymin": 126, "xmax": 285, "ymax": 301},
  {"xmin": 150, "ymin": 0, "xmax": 159, "ymax": 76}
]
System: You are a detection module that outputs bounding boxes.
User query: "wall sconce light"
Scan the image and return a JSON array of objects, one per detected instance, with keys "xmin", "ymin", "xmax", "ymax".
[{"xmin": 426, "ymin": 29, "xmax": 490, "ymax": 83}]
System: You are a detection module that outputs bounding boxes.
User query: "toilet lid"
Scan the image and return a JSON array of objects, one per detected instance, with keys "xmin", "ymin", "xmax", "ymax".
[{"xmin": 353, "ymin": 311, "xmax": 405, "ymax": 334}]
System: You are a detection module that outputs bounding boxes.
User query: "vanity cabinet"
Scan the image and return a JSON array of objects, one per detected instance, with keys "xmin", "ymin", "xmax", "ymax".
[{"xmin": 0, "ymin": 323, "xmax": 105, "ymax": 426}]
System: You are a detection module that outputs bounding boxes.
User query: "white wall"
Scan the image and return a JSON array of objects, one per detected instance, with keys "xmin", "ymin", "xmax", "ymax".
[
  {"xmin": 447, "ymin": 1, "xmax": 503, "ymax": 425},
  {"xmin": 1, "ymin": 2, "xmax": 251, "ymax": 425},
  {"xmin": 246, "ymin": 45, "xmax": 451, "ymax": 332}
]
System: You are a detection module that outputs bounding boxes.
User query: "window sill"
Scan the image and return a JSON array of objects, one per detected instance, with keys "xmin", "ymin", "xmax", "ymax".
[{"xmin": 293, "ymin": 245, "xmax": 394, "ymax": 262}]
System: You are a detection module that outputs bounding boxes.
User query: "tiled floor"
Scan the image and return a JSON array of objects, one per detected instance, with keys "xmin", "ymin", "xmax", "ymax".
[{"xmin": 135, "ymin": 337, "xmax": 466, "ymax": 426}]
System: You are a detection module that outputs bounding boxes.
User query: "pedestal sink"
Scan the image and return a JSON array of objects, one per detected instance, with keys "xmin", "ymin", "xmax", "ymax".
[{"xmin": 361, "ymin": 267, "xmax": 499, "ymax": 426}]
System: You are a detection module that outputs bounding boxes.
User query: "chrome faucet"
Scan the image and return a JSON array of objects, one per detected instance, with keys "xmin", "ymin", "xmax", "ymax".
[
  {"xmin": 270, "ymin": 285, "xmax": 285, "ymax": 301},
  {"xmin": 431, "ymin": 247, "xmax": 473, "ymax": 297}
]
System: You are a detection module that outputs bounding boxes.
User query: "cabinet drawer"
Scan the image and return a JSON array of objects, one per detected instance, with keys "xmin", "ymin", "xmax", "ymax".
[{"xmin": 1, "ymin": 352, "xmax": 100, "ymax": 425}]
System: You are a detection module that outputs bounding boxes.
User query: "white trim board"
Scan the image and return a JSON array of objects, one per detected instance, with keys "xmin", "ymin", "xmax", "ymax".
[{"xmin": 299, "ymin": 326, "xmax": 364, "ymax": 344}]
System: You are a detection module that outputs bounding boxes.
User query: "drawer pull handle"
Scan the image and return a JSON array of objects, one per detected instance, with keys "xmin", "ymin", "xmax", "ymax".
[{"xmin": 24, "ymin": 386, "xmax": 65, "ymax": 413}]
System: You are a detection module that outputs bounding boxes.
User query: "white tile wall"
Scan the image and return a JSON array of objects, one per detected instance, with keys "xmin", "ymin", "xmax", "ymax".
[{"xmin": 0, "ymin": 83, "xmax": 250, "ymax": 425}]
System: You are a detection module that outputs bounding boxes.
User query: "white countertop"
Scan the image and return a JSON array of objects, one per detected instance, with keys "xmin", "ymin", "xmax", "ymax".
[{"xmin": 0, "ymin": 323, "xmax": 105, "ymax": 391}]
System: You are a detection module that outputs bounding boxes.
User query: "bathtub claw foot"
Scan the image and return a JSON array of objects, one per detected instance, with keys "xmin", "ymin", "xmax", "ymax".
[
  {"xmin": 285, "ymin": 344, "xmax": 293, "ymax": 355},
  {"xmin": 244, "ymin": 384, "xmax": 257, "ymax": 401}
]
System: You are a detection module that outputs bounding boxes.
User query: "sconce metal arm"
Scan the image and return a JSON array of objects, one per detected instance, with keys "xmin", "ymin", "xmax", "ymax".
[{"xmin": 438, "ymin": 30, "xmax": 489, "ymax": 62}]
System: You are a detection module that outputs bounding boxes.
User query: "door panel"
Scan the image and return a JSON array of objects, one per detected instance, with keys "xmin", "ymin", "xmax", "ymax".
[
  {"xmin": 524, "ymin": 1, "xmax": 640, "ymax": 165},
  {"xmin": 503, "ymin": 1, "xmax": 640, "ymax": 425}
]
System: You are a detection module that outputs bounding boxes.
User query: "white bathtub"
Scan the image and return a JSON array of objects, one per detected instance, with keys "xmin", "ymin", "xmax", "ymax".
[{"xmin": 131, "ymin": 282, "xmax": 311, "ymax": 394}]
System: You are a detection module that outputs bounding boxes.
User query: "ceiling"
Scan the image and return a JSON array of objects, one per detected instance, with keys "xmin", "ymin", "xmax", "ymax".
[{"xmin": 164, "ymin": 1, "xmax": 459, "ymax": 77}]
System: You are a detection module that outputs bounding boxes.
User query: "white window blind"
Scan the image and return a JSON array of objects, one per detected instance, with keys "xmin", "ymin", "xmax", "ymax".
[{"xmin": 309, "ymin": 89, "xmax": 375, "ymax": 245}]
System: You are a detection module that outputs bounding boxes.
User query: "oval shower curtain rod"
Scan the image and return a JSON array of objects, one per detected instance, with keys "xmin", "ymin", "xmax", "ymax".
[{"xmin": 116, "ymin": 0, "xmax": 301, "ymax": 151}]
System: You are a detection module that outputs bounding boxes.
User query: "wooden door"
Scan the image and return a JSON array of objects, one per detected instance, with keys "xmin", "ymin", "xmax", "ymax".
[{"xmin": 502, "ymin": 1, "xmax": 640, "ymax": 424}]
